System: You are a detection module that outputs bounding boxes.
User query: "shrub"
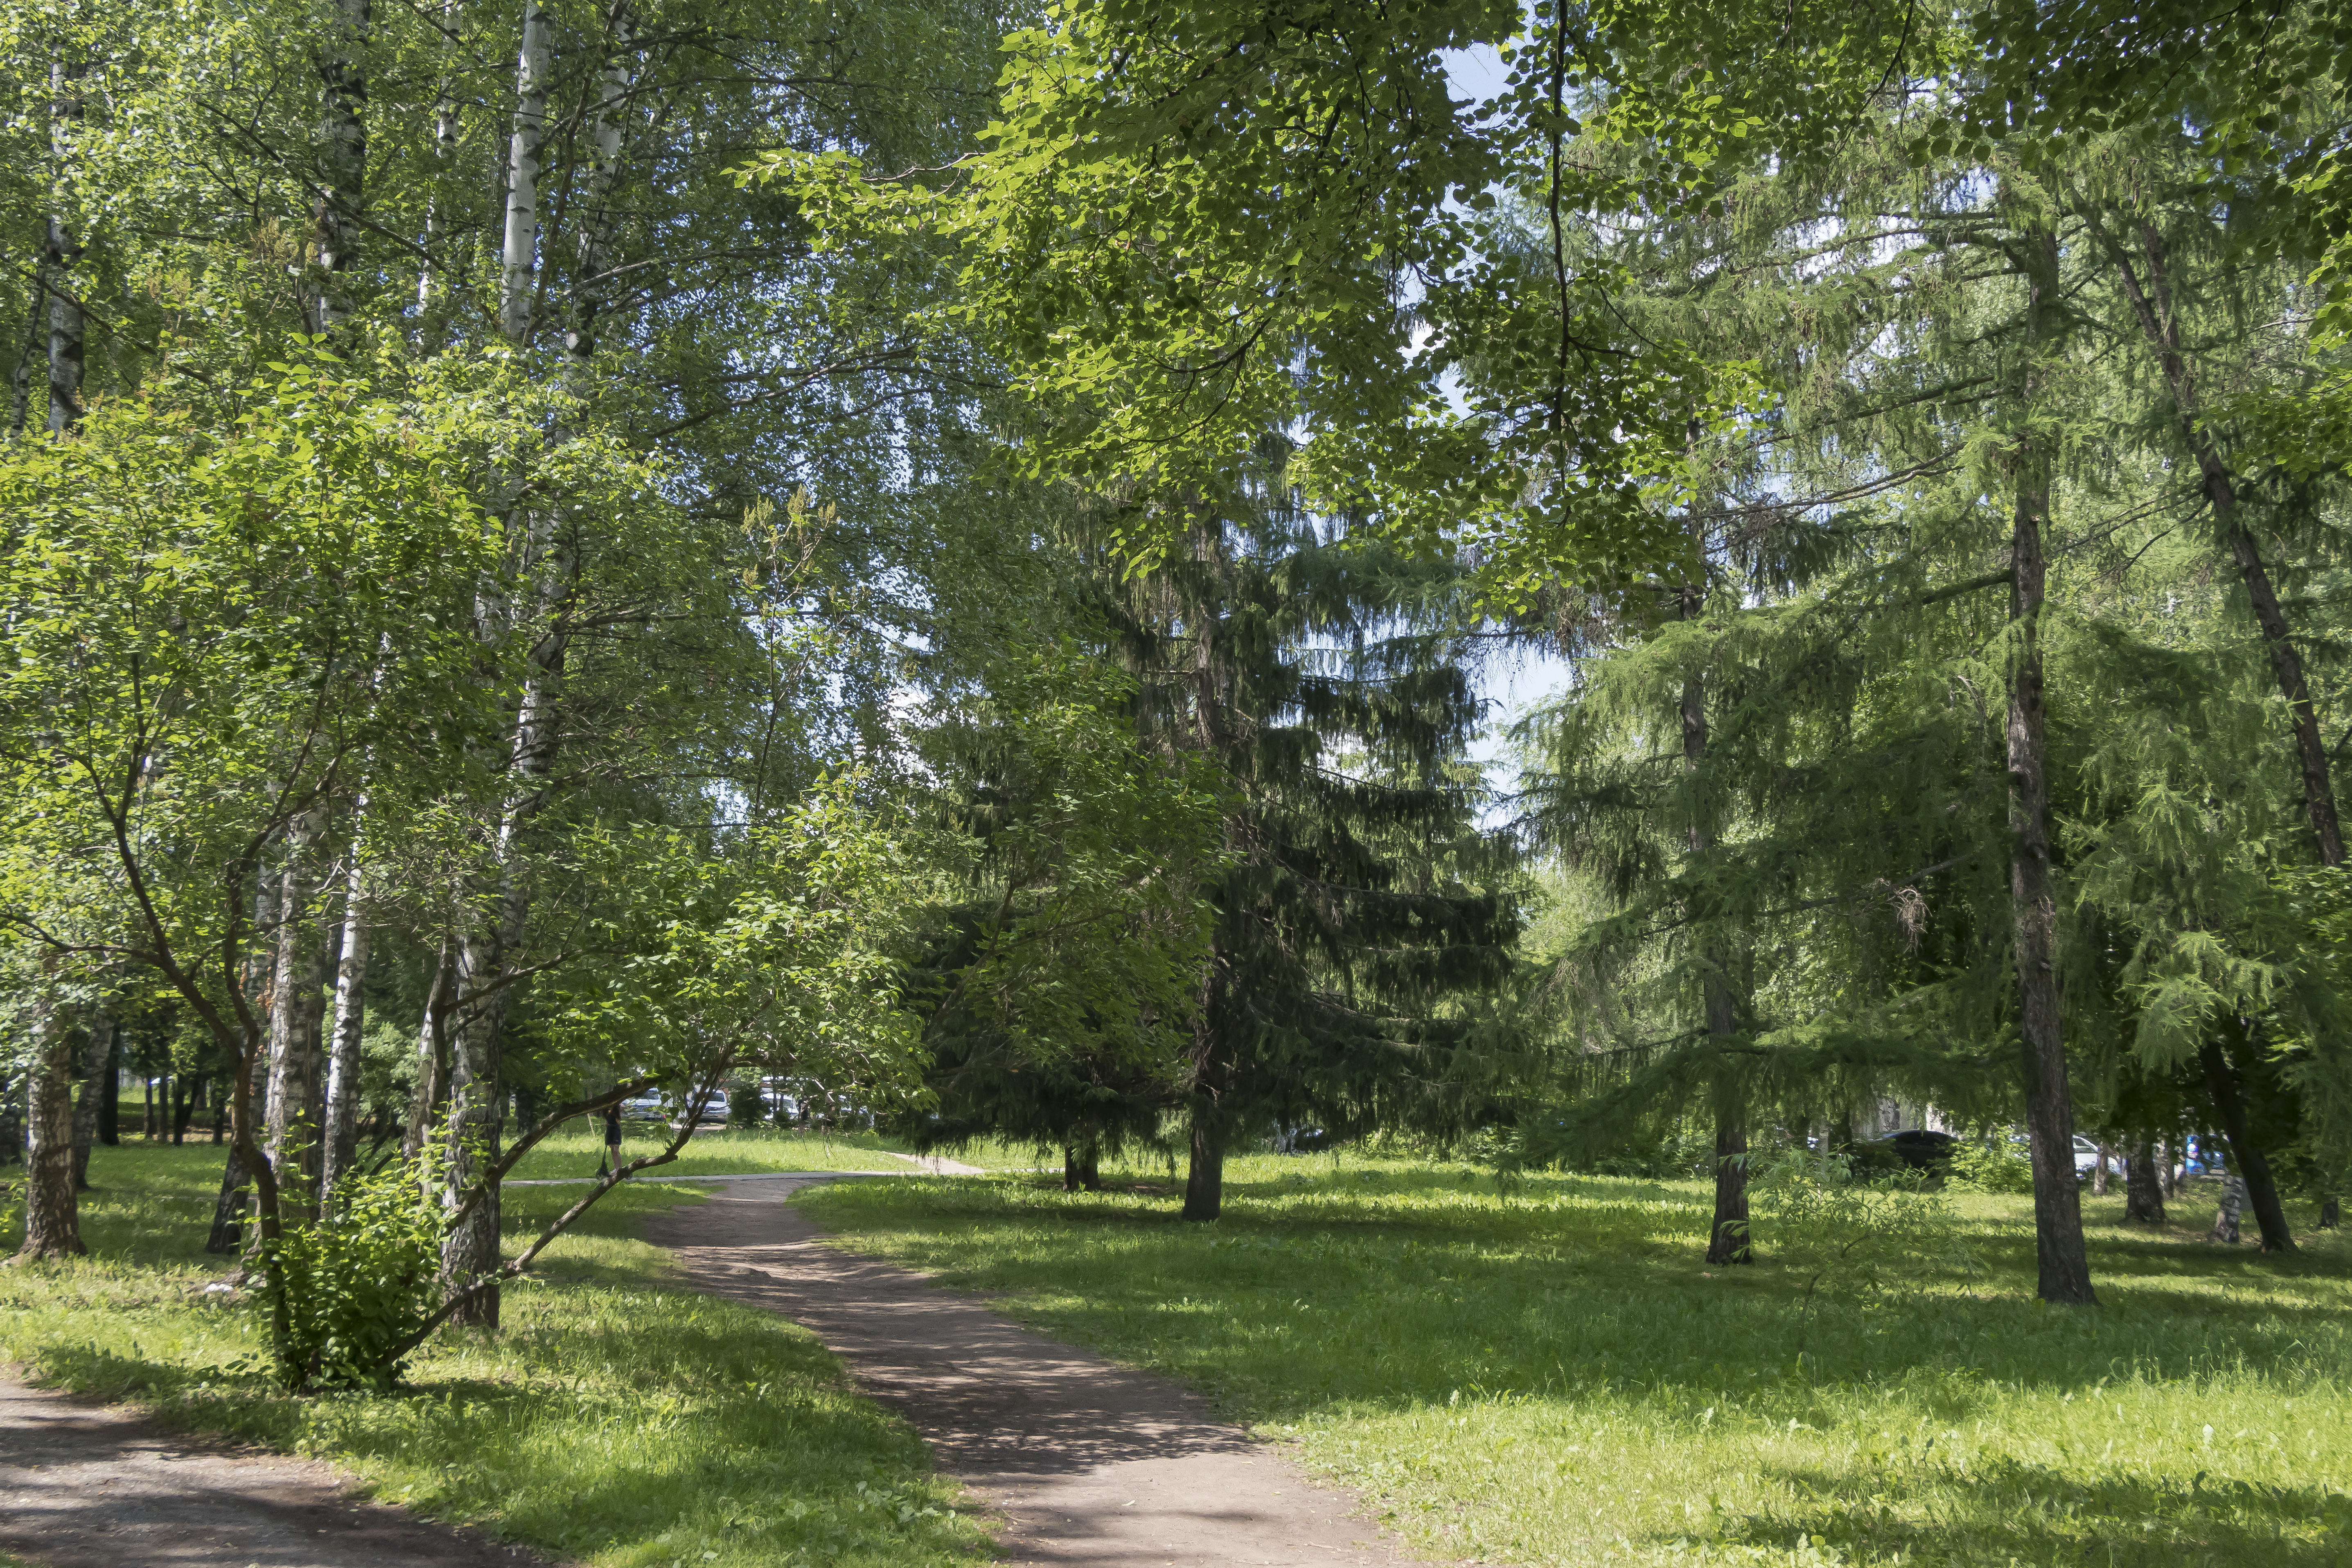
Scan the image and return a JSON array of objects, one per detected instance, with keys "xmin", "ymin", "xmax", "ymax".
[
  {"xmin": 255, "ymin": 1156, "xmax": 444, "ymax": 1392},
  {"xmin": 1948, "ymin": 1138, "xmax": 2037, "ymax": 1193}
]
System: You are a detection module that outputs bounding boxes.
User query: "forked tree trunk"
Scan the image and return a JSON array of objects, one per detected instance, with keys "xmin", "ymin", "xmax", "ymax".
[
  {"xmin": 2007, "ymin": 217, "xmax": 2095, "ymax": 1306},
  {"xmin": 16, "ymin": 1003, "xmax": 87, "ymax": 1259},
  {"xmin": 204, "ymin": 1046, "xmax": 271, "ymax": 1255},
  {"xmin": 2124, "ymin": 1142, "xmax": 2166, "ymax": 1223}
]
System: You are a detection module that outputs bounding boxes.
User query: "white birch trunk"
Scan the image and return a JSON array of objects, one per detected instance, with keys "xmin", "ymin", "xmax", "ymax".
[
  {"xmin": 497, "ymin": 0, "xmax": 552, "ymax": 347},
  {"xmin": 311, "ymin": 0, "xmax": 370, "ymax": 336},
  {"xmin": 45, "ymin": 58, "xmax": 85, "ymax": 433},
  {"xmin": 415, "ymin": 0, "xmax": 465, "ymax": 345},
  {"xmin": 319, "ymin": 830, "xmax": 372, "ymax": 1208}
]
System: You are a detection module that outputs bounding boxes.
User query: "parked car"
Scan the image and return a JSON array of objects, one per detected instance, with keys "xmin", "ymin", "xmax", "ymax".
[
  {"xmin": 2072, "ymin": 1135, "xmax": 2102, "ymax": 1180},
  {"xmin": 1846, "ymin": 1129, "xmax": 1956, "ymax": 1178},
  {"xmin": 1889, "ymin": 1129, "xmax": 1960, "ymax": 1169}
]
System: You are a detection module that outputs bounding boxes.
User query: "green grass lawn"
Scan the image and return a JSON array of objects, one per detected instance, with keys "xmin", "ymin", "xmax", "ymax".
[
  {"xmin": 505, "ymin": 1124, "xmax": 923, "ymax": 1182},
  {"xmin": 798, "ymin": 1152, "xmax": 2352, "ymax": 1568},
  {"xmin": 0, "ymin": 1141, "xmax": 989, "ymax": 1568}
]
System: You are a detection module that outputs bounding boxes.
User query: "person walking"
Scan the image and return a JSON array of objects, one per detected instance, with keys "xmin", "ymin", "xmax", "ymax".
[{"xmin": 598, "ymin": 1104, "xmax": 624, "ymax": 1178}]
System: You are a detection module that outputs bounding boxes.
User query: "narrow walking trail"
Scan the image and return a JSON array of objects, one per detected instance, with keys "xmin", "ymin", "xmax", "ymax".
[
  {"xmin": 0, "ymin": 1375, "xmax": 550, "ymax": 1568},
  {"xmin": 643, "ymin": 1176, "xmax": 1423, "ymax": 1568}
]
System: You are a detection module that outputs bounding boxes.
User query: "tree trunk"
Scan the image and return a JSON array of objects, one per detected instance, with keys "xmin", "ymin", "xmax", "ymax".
[
  {"xmin": 2095, "ymin": 213, "xmax": 2345, "ymax": 867},
  {"xmin": 1182, "ymin": 1116, "xmax": 1223, "ymax": 1221},
  {"xmin": 563, "ymin": 0, "xmax": 639, "ymax": 367},
  {"xmin": 0, "ymin": 1068, "xmax": 19, "ymax": 1167},
  {"xmin": 496, "ymin": 0, "xmax": 551, "ymax": 346},
  {"xmin": 320, "ymin": 848, "xmax": 371, "ymax": 1210},
  {"xmin": 45, "ymin": 57, "xmax": 85, "ymax": 435},
  {"xmin": 309, "ymin": 0, "xmax": 369, "ymax": 336},
  {"xmin": 2198, "ymin": 1032, "xmax": 2295, "ymax": 1253},
  {"xmin": 2124, "ymin": 1141, "xmax": 2166, "ymax": 1223},
  {"xmin": 1705, "ymin": 1113, "xmax": 1752, "ymax": 1265},
  {"xmin": 205, "ymin": 1045, "xmax": 271, "ymax": 1255},
  {"xmin": 16, "ymin": 1003, "xmax": 87, "ymax": 1260},
  {"xmin": 1682, "ymin": 615, "xmax": 1751, "ymax": 1264},
  {"xmin": 97, "ymin": 1030, "xmax": 118, "ymax": 1146},
  {"xmin": 442, "ymin": 891, "xmax": 525, "ymax": 1327},
  {"xmin": 68, "ymin": 1001, "xmax": 111, "ymax": 1189},
  {"xmin": 10, "ymin": 262, "xmax": 39, "ymax": 437},
  {"xmin": 263, "ymin": 843, "xmax": 330, "ymax": 1220},
  {"xmin": 2007, "ymin": 217, "xmax": 2095, "ymax": 1306},
  {"xmin": 403, "ymin": 937, "xmax": 456, "ymax": 1160},
  {"xmin": 414, "ymin": 0, "xmax": 464, "ymax": 344}
]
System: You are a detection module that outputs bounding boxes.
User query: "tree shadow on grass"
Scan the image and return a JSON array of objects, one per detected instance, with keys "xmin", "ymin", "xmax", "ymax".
[{"xmin": 1715, "ymin": 1455, "xmax": 2348, "ymax": 1568}]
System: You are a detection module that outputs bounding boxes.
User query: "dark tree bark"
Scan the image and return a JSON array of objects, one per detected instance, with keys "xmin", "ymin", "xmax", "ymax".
[
  {"xmin": 1705, "ymin": 1114, "xmax": 1752, "ymax": 1265},
  {"xmin": 2199, "ymin": 1033, "xmax": 2295, "ymax": 1253},
  {"xmin": 68, "ymin": 1004, "xmax": 112, "ymax": 1189},
  {"xmin": 96, "ymin": 1030, "xmax": 118, "ymax": 1146},
  {"xmin": 1062, "ymin": 1141, "xmax": 1103, "ymax": 1192},
  {"xmin": 0, "ymin": 1070, "xmax": 19, "ymax": 1167},
  {"xmin": 205, "ymin": 1048, "xmax": 271, "ymax": 1255},
  {"xmin": 2321, "ymin": 1196, "xmax": 2341, "ymax": 1229},
  {"xmin": 16, "ymin": 1005, "xmax": 87, "ymax": 1260},
  {"xmin": 2007, "ymin": 217, "xmax": 2096, "ymax": 1306},
  {"xmin": 1182, "ymin": 1117, "xmax": 1223, "ymax": 1221},
  {"xmin": 1682, "ymin": 605, "xmax": 1751, "ymax": 1265},
  {"xmin": 2124, "ymin": 1141, "xmax": 2166, "ymax": 1224}
]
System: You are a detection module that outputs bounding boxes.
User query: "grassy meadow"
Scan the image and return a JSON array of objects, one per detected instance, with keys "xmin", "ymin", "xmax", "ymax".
[
  {"xmin": 798, "ymin": 1152, "xmax": 2352, "ymax": 1568},
  {"xmin": 504, "ymin": 1124, "xmax": 924, "ymax": 1182},
  {"xmin": 0, "ymin": 1141, "xmax": 988, "ymax": 1568}
]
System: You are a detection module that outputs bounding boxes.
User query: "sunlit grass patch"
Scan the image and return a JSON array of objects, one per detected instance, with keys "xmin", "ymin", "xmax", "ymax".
[
  {"xmin": 800, "ymin": 1152, "xmax": 2352, "ymax": 1567},
  {"xmin": 506, "ymin": 1124, "xmax": 920, "ymax": 1182},
  {"xmin": 1, "ymin": 1142, "xmax": 989, "ymax": 1568}
]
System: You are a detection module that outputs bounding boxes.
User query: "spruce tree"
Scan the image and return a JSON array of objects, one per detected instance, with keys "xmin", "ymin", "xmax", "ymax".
[{"xmin": 1101, "ymin": 474, "xmax": 1518, "ymax": 1221}]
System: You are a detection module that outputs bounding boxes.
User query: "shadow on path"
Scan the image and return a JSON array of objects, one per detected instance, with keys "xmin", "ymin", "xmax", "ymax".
[
  {"xmin": 0, "ymin": 1374, "xmax": 553, "ymax": 1568},
  {"xmin": 643, "ymin": 1176, "xmax": 1426, "ymax": 1568}
]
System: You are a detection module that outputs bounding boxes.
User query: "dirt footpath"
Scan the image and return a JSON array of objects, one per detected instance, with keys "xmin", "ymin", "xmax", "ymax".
[
  {"xmin": 644, "ymin": 1176, "xmax": 1423, "ymax": 1568},
  {"xmin": 0, "ymin": 1375, "xmax": 554, "ymax": 1568}
]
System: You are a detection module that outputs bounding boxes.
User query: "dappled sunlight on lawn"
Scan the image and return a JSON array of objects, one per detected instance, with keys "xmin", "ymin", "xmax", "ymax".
[{"xmin": 802, "ymin": 1153, "xmax": 2352, "ymax": 1567}]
